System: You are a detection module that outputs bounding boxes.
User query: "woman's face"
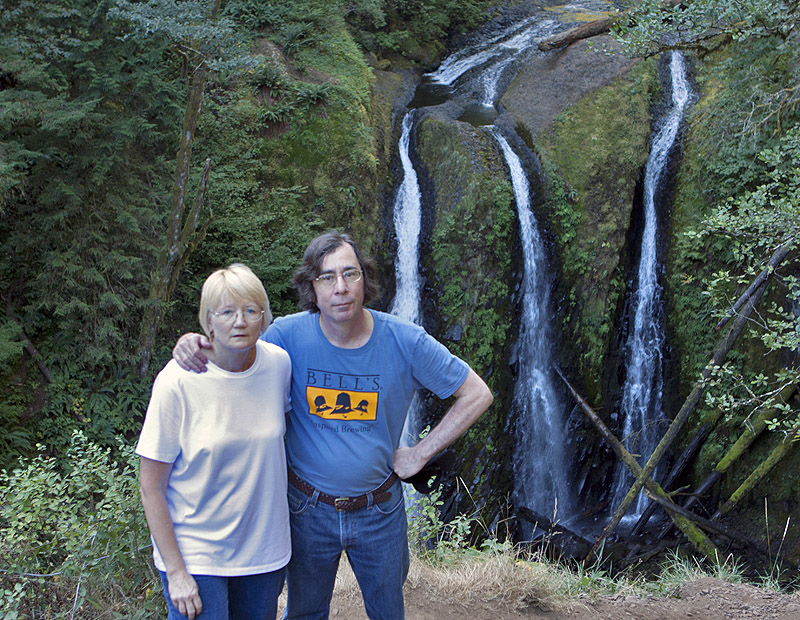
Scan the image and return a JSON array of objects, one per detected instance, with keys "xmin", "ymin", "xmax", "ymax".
[{"xmin": 208, "ymin": 295, "xmax": 263, "ymax": 354}]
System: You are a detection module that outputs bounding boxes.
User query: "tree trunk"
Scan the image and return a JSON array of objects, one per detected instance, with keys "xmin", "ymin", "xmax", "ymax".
[
  {"xmin": 657, "ymin": 383, "xmax": 797, "ymax": 539},
  {"xmin": 135, "ymin": 0, "xmax": 221, "ymax": 378},
  {"xmin": 136, "ymin": 65, "xmax": 210, "ymax": 378},
  {"xmin": 538, "ymin": 0, "xmax": 685, "ymax": 52},
  {"xmin": 715, "ymin": 244, "xmax": 791, "ymax": 330},
  {"xmin": 556, "ymin": 368, "xmax": 720, "ymax": 562},
  {"xmin": 714, "ymin": 429, "xmax": 800, "ymax": 519}
]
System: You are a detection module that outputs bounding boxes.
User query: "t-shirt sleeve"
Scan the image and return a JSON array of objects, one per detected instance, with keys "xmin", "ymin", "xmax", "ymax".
[
  {"xmin": 411, "ymin": 331, "xmax": 470, "ymax": 399},
  {"xmin": 135, "ymin": 366, "xmax": 183, "ymax": 464},
  {"xmin": 263, "ymin": 329, "xmax": 292, "ymax": 414},
  {"xmin": 263, "ymin": 323, "xmax": 283, "ymax": 348}
]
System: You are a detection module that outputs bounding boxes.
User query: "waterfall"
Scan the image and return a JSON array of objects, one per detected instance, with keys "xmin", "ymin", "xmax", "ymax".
[
  {"xmin": 390, "ymin": 112, "xmax": 424, "ymax": 447},
  {"xmin": 390, "ymin": 112, "xmax": 422, "ymax": 326},
  {"xmin": 611, "ymin": 52, "xmax": 692, "ymax": 518},
  {"xmin": 389, "ymin": 1, "xmax": 602, "ymax": 518},
  {"xmin": 425, "ymin": 18, "xmax": 559, "ymax": 106},
  {"xmin": 492, "ymin": 129, "xmax": 575, "ymax": 522}
]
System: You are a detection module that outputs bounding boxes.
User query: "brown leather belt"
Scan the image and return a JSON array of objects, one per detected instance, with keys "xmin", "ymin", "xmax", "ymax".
[{"xmin": 288, "ymin": 468, "xmax": 398, "ymax": 511}]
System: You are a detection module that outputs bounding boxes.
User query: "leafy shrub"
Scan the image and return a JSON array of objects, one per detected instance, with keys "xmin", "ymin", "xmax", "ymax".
[{"xmin": 0, "ymin": 431, "xmax": 160, "ymax": 618}]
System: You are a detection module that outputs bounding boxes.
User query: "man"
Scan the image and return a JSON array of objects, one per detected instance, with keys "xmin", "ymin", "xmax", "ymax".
[{"xmin": 173, "ymin": 230, "xmax": 493, "ymax": 619}]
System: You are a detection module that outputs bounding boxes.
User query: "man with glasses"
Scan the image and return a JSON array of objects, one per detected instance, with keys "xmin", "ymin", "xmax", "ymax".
[{"xmin": 173, "ymin": 230, "xmax": 493, "ymax": 620}]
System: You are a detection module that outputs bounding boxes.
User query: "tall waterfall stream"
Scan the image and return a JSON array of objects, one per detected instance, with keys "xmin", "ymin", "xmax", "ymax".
[
  {"xmin": 610, "ymin": 51, "xmax": 693, "ymax": 519},
  {"xmin": 389, "ymin": 5, "xmax": 693, "ymax": 535}
]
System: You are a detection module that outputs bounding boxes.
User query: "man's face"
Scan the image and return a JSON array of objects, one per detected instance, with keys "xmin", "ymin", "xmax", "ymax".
[{"xmin": 313, "ymin": 243, "xmax": 365, "ymax": 326}]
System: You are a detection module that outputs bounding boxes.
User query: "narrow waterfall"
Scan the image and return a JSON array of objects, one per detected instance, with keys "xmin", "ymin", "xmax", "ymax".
[
  {"xmin": 390, "ymin": 112, "xmax": 422, "ymax": 326},
  {"xmin": 611, "ymin": 52, "xmax": 693, "ymax": 518},
  {"xmin": 390, "ymin": 111, "xmax": 424, "ymax": 447},
  {"xmin": 391, "ymin": 14, "xmax": 563, "ymax": 447},
  {"xmin": 492, "ymin": 129, "xmax": 574, "ymax": 523},
  {"xmin": 388, "ymin": 2, "xmax": 600, "ymax": 516}
]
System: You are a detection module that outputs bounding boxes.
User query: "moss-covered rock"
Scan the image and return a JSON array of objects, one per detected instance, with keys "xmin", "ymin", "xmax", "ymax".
[
  {"xmin": 413, "ymin": 112, "xmax": 519, "ymax": 517},
  {"xmin": 529, "ymin": 54, "xmax": 657, "ymax": 404}
]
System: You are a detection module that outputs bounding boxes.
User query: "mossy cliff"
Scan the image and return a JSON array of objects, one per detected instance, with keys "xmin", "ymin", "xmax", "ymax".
[
  {"xmin": 502, "ymin": 37, "xmax": 657, "ymax": 407},
  {"xmin": 661, "ymin": 46, "xmax": 800, "ymax": 561},
  {"xmin": 408, "ymin": 111, "xmax": 519, "ymax": 516},
  {"xmin": 212, "ymin": 4, "xmax": 798, "ymax": 549}
]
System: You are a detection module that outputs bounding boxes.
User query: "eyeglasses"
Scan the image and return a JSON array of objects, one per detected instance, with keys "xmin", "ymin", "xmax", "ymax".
[
  {"xmin": 314, "ymin": 269, "xmax": 363, "ymax": 287},
  {"xmin": 211, "ymin": 308, "xmax": 265, "ymax": 323}
]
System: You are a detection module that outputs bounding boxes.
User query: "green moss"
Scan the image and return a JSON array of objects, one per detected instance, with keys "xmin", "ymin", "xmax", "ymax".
[
  {"xmin": 416, "ymin": 116, "xmax": 516, "ymax": 385},
  {"xmin": 535, "ymin": 58, "xmax": 657, "ymax": 401}
]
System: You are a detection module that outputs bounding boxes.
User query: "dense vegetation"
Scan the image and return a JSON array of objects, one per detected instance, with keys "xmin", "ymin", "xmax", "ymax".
[
  {"xmin": 0, "ymin": 0, "xmax": 798, "ymax": 615},
  {"xmin": 0, "ymin": 0, "xmax": 495, "ymax": 466},
  {"xmin": 0, "ymin": 0, "xmax": 495, "ymax": 614},
  {"xmin": 613, "ymin": 0, "xmax": 799, "ymax": 448}
]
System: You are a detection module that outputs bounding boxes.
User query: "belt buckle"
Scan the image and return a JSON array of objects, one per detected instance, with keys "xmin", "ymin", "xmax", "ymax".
[{"xmin": 334, "ymin": 497, "xmax": 351, "ymax": 511}]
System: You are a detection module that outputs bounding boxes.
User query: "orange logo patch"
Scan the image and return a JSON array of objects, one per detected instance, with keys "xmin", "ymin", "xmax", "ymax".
[{"xmin": 306, "ymin": 387, "xmax": 378, "ymax": 421}]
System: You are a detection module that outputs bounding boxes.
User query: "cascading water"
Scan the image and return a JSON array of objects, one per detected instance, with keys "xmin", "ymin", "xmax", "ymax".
[
  {"xmin": 492, "ymin": 129, "xmax": 575, "ymax": 522},
  {"xmin": 424, "ymin": 18, "xmax": 559, "ymax": 108},
  {"xmin": 389, "ymin": 112, "xmax": 422, "ymax": 326},
  {"xmin": 391, "ymin": 13, "xmax": 565, "ymax": 447},
  {"xmin": 389, "ymin": 1, "xmax": 603, "ymax": 520},
  {"xmin": 390, "ymin": 111, "xmax": 424, "ymax": 446},
  {"xmin": 610, "ymin": 51, "xmax": 693, "ymax": 518}
]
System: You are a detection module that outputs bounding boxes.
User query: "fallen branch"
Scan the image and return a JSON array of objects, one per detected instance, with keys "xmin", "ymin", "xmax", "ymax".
[
  {"xmin": 643, "ymin": 488, "xmax": 769, "ymax": 556},
  {"xmin": 635, "ymin": 247, "xmax": 794, "ymax": 534},
  {"xmin": 590, "ymin": 278, "xmax": 770, "ymax": 555},
  {"xmin": 630, "ymin": 418, "xmax": 713, "ymax": 535},
  {"xmin": 714, "ymin": 428, "xmax": 800, "ymax": 519},
  {"xmin": 715, "ymin": 243, "xmax": 791, "ymax": 330},
  {"xmin": 555, "ymin": 367, "xmax": 719, "ymax": 562},
  {"xmin": 537, "ymin": 0, "xmax": 684, "ymax": 52}
]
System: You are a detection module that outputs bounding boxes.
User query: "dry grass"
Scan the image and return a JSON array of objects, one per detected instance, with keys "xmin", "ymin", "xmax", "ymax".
[
  {"xmin": 406, "ymin": 552, "xmax": 573, "ymax": 612},
  {"xmin": 276, "ymin": 549, "xmax": 581, "ymax": 615}
]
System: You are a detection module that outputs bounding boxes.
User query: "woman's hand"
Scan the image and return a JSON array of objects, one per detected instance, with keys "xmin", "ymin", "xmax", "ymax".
[
  {"xmin": 166, "ymin": 569, "xmax": 202, "ymax": 619},
  {"xmin": 173, "ymin": 333, "xmax": 212, "ymax": 373},
  {"xmin": 140, "ymin": 458, "xmax": 201, "ymax": 618}
]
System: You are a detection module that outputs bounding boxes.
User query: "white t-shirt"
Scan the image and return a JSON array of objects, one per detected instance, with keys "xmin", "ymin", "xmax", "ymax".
[{"xmin": 136, "ymin": 340, "xmax": 292, "ymax": 576}]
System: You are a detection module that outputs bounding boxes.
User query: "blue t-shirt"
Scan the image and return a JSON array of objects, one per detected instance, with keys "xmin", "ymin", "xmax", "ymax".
[{"xmin": 264, "ymin": 309, "xmax": 469, "ymax": 496}]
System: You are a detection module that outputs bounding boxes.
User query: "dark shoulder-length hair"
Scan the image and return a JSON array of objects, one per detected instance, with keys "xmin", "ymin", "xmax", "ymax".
[{"xmin": 293, "ymin": 230, "xmax": 382, "ymax": 313}]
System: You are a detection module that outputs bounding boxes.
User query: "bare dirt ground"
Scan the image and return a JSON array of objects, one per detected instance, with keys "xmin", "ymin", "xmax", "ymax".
[{"xmin": 312, "ymin": 568, "xmax": 800, "ymax": 620}]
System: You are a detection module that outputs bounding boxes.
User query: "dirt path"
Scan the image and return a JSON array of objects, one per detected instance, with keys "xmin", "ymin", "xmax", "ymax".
[{"xmin": 324, "ymin": 577, "xmax": 800, "ymax": 620}]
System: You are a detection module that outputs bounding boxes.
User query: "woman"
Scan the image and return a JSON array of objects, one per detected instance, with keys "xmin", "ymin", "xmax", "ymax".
[{"xmin": 137, "ymin": 264, "xmax": 291, "ymax": 620}]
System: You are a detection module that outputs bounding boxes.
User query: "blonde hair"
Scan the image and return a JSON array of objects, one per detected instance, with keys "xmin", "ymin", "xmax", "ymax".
[{"xmin": 198, "ymin": 264, "xmax": 272, "ymax": 337}]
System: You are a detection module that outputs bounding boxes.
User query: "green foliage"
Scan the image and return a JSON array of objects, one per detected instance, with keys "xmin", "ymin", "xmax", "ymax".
[
  {"xmin": 345, "ymin": 0, "xmax": 496, "ymax": 59},
  {"xmin": 109, "ymin": 0, "xmax": 256, "ymax": 73},
  {"xmin": 684, "ymin": 125, "xmax": 800, "ymax": 439},
  {"xmin": 613, "ymin": 0, "xmax": 800, "ymax": 59},
  {"xmin": 614, "ymin": 0, "xmax": 800, "ymax": 162},
  {"xmin": 0, "ymin": 431, "xmax": 160, "ymax": 618},
  {"xmin": 406, "ymin": 477, "xmax": 510, "ymax": 563},
  {"xmin": 0, "ymin": 0, "xmax": 188, "ymax": 456}
]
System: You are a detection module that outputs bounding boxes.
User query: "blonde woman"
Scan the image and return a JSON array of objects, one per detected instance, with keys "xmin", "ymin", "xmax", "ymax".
[{"xmin": 137, "ymin": 264, "xmax": 291, "ymax": 619}]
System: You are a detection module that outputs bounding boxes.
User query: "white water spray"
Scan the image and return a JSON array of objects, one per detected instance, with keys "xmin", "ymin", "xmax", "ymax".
[
  {"xmin": 493, "ymin": 129, "xmax": 574, "ymax": 521},
  {"xmin": 611, "ymin": 52, "xmax": 692, "ymax": 518},
  {"xmin": 390, "ymin": 112, "xmax": 425, "ymax": 446}
]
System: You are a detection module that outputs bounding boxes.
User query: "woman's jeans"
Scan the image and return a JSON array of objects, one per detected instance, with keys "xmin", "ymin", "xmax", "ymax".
[
  {"xmin": 284, "ymin": 478, "xmax": 409, "ymax": 620},
  {"xmin": 159, "ymin": 567, "xmax": 285, "ymax": 620}
]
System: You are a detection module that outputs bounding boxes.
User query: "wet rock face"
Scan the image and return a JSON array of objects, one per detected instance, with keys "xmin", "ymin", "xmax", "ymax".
[
  {"xmin": 499, "ymin": 35, "xmax": 639, "ymax": 138},
  {"xmin": 374, "ymin": 10, "xmax": 655, "ymax": 530}
]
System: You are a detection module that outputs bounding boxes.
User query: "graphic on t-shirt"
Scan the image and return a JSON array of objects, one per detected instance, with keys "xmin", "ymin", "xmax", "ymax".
[
  {"xmin": 305, "ymin": 368, "xmax": 380, "ymax": 421},
  {"xmin": 307, "ymin": 387, "xmax": 378, "ymax": 420}
]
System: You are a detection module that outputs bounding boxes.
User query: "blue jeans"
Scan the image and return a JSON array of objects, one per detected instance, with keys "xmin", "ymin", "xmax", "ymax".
[
  {"xmin": 284, "ymin": 478, "xmax": 409, "ymax": 620},
  {"xmin": 159, "ymin": 568, "xmax": 285, "ymax": 620}
]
